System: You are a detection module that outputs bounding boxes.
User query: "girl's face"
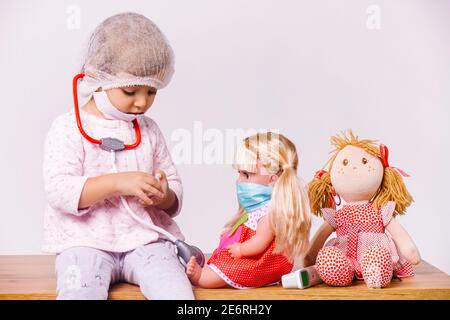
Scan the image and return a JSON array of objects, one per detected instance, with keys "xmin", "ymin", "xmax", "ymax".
[
  {"xmin": 330, "ymin": 145, "xmax": 384, "ymax": 203},
  {"xmin": 237, "ymin": 162, "xmax": 279, "ymax": 186},
  {"xmin": 105, "ymin": 85, "xmax": 157, "ymax": 115}
]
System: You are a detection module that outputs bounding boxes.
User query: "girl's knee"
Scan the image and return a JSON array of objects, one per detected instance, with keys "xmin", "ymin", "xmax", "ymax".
[
  {"xmin": 316, "ymin": 246, "xmax": 354, "ymax": 286},
  {"xmin": 135, "ymin": 241, "xmax": 178, "ymax": 264},
  {"xmin": 55, "ymin": 247, "xmax": 112, "ymax": 300},
  {"xmin": 56, "ymin": 264, "xmax": 110, "ymax": 300}
]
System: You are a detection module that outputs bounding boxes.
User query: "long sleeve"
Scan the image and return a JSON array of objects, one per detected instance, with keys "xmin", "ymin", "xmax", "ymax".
[
  {"xmin": 42, "ymin": 110, "xmax": 186, "ymax": 253},
  {"xmin": 43, "ymin": 115, "xmax": 91, "ymax": 216},
  {"xmin": 147, "ymin": 118, "xmax": 183, "ymax": 217}
]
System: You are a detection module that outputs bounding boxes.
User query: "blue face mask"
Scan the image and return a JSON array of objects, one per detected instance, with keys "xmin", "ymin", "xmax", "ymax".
[{"xmin": 236, "ymin": 182, "xmax": 273, "ymax": 213}]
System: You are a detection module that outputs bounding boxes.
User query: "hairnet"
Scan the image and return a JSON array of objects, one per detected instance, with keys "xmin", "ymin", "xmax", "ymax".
[{"xmin": 77, "ymin": 12, "xmax": 175, "ymax": 106}]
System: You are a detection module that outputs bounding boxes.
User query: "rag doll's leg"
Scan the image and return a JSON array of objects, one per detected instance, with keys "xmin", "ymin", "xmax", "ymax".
[
  {"xmin": 55, "ymin": 246, "xmax": 115, "ymax": 300},
  {"xmin": 361, "ymin": 244, "xmax": 393, "ymax": 288},
  {"xmin": 186, "ymin": 257, "xmax": 228, "ymax": 288},
  {"xmin": 123, "ymin": 241, "xmax": 195, "ymax": 300},
  {"xmin": 316, "ymin": 246, "xmax": 354, "ymax": 286}
]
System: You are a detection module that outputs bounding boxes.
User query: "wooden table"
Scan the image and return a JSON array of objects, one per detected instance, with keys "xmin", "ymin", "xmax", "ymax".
[{"xmin": 1, "ymin": 255, "xmax": 449, "ymax": 300}]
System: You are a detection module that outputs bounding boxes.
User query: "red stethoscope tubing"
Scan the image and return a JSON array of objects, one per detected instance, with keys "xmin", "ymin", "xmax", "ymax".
[{"xmin": 72, "ymin": 73, "xmax": 141, "ymax": 150}]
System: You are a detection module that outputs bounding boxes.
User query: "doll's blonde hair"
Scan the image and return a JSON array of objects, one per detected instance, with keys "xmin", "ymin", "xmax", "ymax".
[
  {"xmin": 308, "ymin": 129, "xmax": 413, "ymax": 217},
  {"xmin": 230, "ymin": 132, "xmax": 311, "ymax": 262}
]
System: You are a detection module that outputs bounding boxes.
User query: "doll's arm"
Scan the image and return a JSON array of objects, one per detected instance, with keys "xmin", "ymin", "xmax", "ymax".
[
  {"xmin": 303, "ymin": 221, "xmax": 334, "ymax": 267},
  {"xmin": 228, "ymin": 216, "xmax": 274, "ymax": 258},
  {"xmin": 386, "ymin": 218, "xmax": 421, "ymax": 265}
]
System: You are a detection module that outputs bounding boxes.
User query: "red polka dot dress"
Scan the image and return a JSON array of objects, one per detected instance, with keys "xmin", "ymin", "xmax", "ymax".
[
  {"xmin": 316, "ymin": 201, "xmax": 414, "ymax": 288},
  {"xmin": 207, "ymin": 203, "xmax": 293, "ymax": 289}
]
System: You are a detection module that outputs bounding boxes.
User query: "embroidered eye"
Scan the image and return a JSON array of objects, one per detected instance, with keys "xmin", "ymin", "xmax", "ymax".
[
  {"xmin": 362, "ymin": 157, "xmax": 368, "ymax": 165},
  {"xmin": 342, "ymin": 159, "xmax": 348, "ymax": 166}
]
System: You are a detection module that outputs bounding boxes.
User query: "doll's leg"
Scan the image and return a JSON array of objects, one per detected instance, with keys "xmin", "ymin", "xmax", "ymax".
[
  {"xmin": 186, "ymin": 257, "xmax": 228, "ymax": 288},
  {"xmin": 361, "ymin": 244, "xmax": 393, "ymax": 288},
  {"xmin": 55, "ymin": 246, "xmax": 115, "ymax": 300},
  {"xmin": 316, "ymin": 246, "xmax": 354, "ymax": 286},
  {"xmin": 123, "ymin": 241, "xmax": 195, "ymax": 300}
]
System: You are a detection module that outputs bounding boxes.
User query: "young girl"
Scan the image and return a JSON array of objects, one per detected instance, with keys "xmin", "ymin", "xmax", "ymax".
[
  {"xmin": 305, "ymin": 130, "xmax": 420, "ymax": 288},
  {"xmin": 186, "ymin": 132, "xmax": 312, "ymax": 288},
  {"xmin": 43, "ymin": 13, "xmax": 195, "ymax": 299}
]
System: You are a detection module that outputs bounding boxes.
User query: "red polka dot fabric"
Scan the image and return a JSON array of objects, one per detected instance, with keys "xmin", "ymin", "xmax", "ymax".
[
  {"xmin": 316, "ymin": 246, "xmax": 354, "ymax": 286},
  {"xmin": 316, "ymin": 201, "xmax": 414, "ymax": 288},
  {"xmin": 361, "ymin": 244, "xmax": 393, "ymax": 288},
  {"xmin": 207, "ymin": 225, "xmax": 293, "ymax": 289}
]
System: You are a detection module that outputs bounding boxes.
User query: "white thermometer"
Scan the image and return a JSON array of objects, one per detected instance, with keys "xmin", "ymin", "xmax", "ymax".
[{"xmin": 282, "ymin": 265, "xmax": 323, "ymax": 289}]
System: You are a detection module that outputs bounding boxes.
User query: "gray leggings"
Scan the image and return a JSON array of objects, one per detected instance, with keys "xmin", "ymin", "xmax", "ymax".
[{"xmin": 55, "ymin": 241, "xmax": 195, "ymax": 300}]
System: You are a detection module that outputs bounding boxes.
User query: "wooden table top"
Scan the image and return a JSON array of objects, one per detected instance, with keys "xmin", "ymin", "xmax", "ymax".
[{"xmin": 0, "ymin": 255, "xmax": 449, "ymax": 300}]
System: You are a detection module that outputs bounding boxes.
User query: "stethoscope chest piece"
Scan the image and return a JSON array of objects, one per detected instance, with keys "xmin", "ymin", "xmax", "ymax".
[
  {"xmin": 175, "ymin": 240, "xmax": 206, "ymax": 268},
  {"xmin": 100, "ymin": 137, "xmax": 125, "ymax": 152}
]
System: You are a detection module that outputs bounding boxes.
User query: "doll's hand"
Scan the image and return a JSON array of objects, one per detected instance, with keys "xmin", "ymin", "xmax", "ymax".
[
  {"xmin": 227, "ymin": 243, "xmax": 243, "ymax": 258},
  {"xmin": 405, "ymin": 246, "xmax": 421, "ymax": 265}
]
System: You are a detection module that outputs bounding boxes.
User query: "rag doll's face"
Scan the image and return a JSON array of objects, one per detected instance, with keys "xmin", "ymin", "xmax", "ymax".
[{"xmin": 330, "ymin": 145, "xmax": 384, "ymax": 203}]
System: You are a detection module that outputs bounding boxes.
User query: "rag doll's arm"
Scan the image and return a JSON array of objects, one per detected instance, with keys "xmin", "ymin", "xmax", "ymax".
[
  {"xmin": 303, "ymin": 221, "xmax": 334, "ymax": 267},
  {"xmin": 386, "ymin": 218, "xmax": 421, "ymax": 264},
  {"xmin": 227, "ymin": 215, "xmax": 274, "ymax": 258}
]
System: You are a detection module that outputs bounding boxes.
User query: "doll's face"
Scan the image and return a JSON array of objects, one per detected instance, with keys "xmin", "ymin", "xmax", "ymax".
[
  {"xmin": 236, "ymin": 161, "xmax": 279, "ymax": 186},
  {"xmin": 330, "ymin": 145, "xmax": 384, "ymax": 203}
]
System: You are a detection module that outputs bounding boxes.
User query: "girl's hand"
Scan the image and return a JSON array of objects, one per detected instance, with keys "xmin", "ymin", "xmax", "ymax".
[
  {"xmin": 114, "ymin": 171, "xmax": 164, "ymax": 206},
  {"xmin": 227, "ymin": 243, "xmax": 243, "ymax": 258},
  {"xmin": 138, "ymin": 169, "xmax": 176, "ymax": 210}
]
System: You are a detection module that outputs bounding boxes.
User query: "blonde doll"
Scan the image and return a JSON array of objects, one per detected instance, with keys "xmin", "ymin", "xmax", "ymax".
[
  {"xmin": 304, "ymin": 130, "xmax": 420, "ymax": 288},
  {"xmin": 186, "ymin": 132, "xmax": 311, "ymax": 288}
]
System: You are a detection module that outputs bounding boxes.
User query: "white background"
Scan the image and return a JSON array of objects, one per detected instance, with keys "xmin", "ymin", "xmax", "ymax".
[{"xmin": 1, "ymin": 0, "xmax": 449, "ymax": 274}]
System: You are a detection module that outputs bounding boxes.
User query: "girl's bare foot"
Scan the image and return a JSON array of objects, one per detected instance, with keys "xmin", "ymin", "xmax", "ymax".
[{"xmin": 186, "ymin": 256, "xmax": 202, "ymax": 286}]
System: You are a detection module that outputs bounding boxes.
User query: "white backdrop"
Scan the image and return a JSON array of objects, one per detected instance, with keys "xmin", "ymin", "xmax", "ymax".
[{"xmin": 1, "ymin": 0, "xmax": 449, "ymax": 274}]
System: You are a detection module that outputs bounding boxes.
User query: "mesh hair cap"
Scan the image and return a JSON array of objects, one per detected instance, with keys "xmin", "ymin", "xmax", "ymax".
[{"xmin": 78, "ymin": 12, "xmax": 175, "ymax": 106}]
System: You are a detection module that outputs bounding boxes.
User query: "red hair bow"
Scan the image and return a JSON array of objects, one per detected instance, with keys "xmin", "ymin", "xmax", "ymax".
[
  {"xmin": 314, "ymin": 169, "xmax": 328, "ymax": 180},
  {"xmin": 379, "ymin": 144, "xmax": 410, "ymax": 177}
]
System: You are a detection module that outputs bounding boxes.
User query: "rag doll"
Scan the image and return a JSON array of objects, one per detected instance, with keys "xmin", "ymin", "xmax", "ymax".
[{"xmin": 304, "ymin": 130, "xmax": 420, "ymax": 288}]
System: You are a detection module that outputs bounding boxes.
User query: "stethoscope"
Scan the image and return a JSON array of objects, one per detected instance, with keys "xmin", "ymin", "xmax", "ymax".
[{"xmin": 73, "ymin": 73, "xmax": 205, "ymax": 267}]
